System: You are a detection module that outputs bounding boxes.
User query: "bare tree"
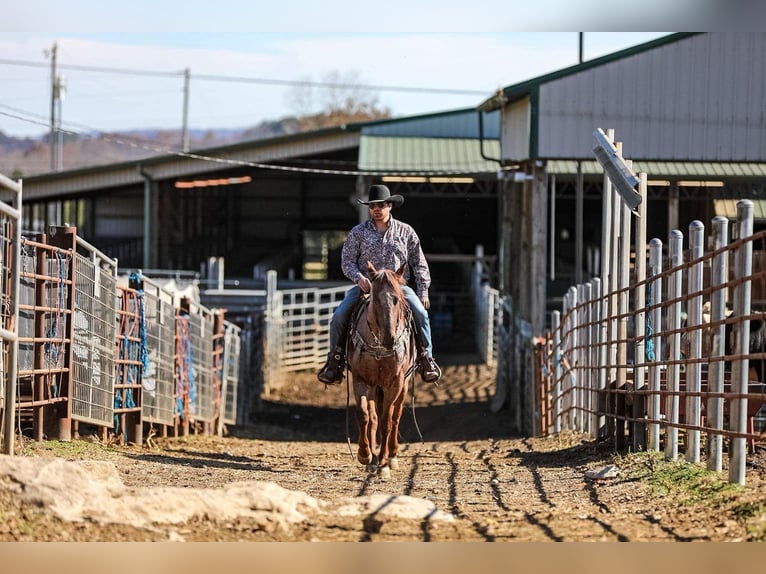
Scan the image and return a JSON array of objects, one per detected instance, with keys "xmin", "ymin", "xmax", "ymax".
[{"xmin": 286, "ymin": 70, "xmax": 391, "ymax": 130}]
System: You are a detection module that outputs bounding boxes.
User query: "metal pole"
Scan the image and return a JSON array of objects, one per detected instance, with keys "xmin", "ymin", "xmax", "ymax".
[
  {"xmin": 666, "ymin": 229, "xmax": 684, "ymax": 461},
  {"xmin": 575, "ymin": 161, "xmax": 583, "ymax": 285},
  {"xmin": 48, "ymin": 42, "xmax": 58, "ymax": 172},
  {"xmin": 686, "ymin": 220, "xmax": 704, "ymax": 463},
  {"xmin": 632, "ymin": 172, "xmax": 648, "ymax": 451},
  {"xmin": 590, "ymin": 277, "xmax": 602, "ymax": 439},
  {"xmin": 730, "ymin": 200, "xmax": 753, "ymax": 485},
  {"xmin": 182, "ymin": 68, "xmax": 191, "ymax": 152},
  {"xmin": 647, "ymin": 238, "xmax": 663, "ymax": 452},
  {"xmin": 707, "ymin": 215, "xmax": 729, "ymax": 472},
  {"xmin": 552, "ymin": 310, "xmax": 562, "ymax": 433}
]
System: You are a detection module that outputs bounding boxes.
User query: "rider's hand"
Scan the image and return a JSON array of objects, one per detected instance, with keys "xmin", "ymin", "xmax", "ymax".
[
  {"xmin": 358, "ymin": 277, "xmax": 372, "ymax": 294},
  {"xmin": 421, "ymin": 294, "xmax": 430, "ymax": 310}
]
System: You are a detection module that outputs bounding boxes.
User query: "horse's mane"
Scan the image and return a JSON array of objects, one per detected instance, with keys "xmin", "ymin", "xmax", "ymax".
[{"xmin": 371, "ymin": 267, "xmax": 406, "ymax": 300}]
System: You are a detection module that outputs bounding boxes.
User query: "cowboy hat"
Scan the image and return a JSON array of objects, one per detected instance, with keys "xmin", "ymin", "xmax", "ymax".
[{"xmin": 357, "ymin": 184, "xmax": 404, "ymax": 207}]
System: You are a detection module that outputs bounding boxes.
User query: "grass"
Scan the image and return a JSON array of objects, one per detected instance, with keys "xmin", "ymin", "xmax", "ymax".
[{"xmin": 618, "ymin": 450, "xmax": 766, "ymax": 540}]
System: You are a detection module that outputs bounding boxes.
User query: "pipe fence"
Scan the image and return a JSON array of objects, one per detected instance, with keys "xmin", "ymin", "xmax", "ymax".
[
  {"xmin": 540, "ymin": 201, "xmax": 766, "ymax": 485},
  {"xmin": 0, "ymin": 184, "xmax": 243, "ymax": 451}
]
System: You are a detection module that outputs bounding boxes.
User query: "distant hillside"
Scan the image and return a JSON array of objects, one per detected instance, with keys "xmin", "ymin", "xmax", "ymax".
[{"xmin": 0, "ymin": 117, "xmax": 303, "ymax": 178}]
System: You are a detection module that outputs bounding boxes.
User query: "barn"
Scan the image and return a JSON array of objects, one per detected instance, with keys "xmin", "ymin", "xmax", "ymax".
[{"xmin": 477, "ymin": 32, "xmax": 766, "ymax": 337}]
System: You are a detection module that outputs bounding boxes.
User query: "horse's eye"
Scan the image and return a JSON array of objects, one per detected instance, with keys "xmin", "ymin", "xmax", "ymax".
[{"xmin": 392, "ymin": 298, "xmax": 398, "ymax": 305}]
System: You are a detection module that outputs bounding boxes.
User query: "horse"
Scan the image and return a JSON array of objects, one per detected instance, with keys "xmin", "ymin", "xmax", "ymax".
[{"xmin": 346, "ymin": 261, "xmax": 418, "ymax": 479}]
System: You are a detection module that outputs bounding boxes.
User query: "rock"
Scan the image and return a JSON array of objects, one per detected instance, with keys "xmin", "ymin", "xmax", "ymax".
[{"xmin": 585, "ymin": 465, "xmax": 621, "ymax": 480}]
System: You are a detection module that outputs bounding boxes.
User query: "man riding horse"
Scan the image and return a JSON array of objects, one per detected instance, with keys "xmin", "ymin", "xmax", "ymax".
[{"xmin": 317, "ymin": 184, "xmax": 442, "ymax": 385}]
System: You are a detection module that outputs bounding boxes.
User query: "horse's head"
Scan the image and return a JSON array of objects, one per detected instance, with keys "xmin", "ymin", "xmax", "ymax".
[{"xmin": 366, "ymin": 262, "xmax": 407, "ymax": 347}]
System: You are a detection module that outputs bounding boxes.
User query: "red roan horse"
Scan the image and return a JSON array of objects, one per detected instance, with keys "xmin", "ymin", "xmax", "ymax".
[{"xmin": 347, "ymin": 262, "xmax": 417, "ymax": 479}]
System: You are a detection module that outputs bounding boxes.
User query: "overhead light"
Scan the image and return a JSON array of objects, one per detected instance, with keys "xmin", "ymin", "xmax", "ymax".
[
  {"xmin": 678, "ymin": 180, "xmax": 724, "ymax": 187},
  {"xmin": 428, "ymin": 177, "xmax": 474, "ymax": 184},
  {"xmin": 174, "ymin": 176, "xmax": 252, "ymax": 189},
  {"xmin": 381, "ymin": 176, "xmax": 427, "ymax": 183}
]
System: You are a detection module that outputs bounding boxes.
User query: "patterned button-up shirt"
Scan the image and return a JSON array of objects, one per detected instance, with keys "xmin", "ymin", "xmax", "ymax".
[{"xmin": 341, "ymin": 216, "xmax": 431, "ymax": 297}]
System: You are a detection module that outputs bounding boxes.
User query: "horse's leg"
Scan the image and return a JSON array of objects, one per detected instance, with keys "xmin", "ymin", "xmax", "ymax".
[
  {"xmin": 376, "ymin": 385, "xmax": 404, "ymax": 479},
  {"xmin": 354, "ymin": 385, "xmax": 373, "ymax": 467},
  {"xmin": 388, "ymin": 376, "xmax": 408, "ymax": 472}
]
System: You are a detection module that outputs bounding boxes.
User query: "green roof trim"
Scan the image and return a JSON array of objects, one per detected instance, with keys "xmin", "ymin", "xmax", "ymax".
[
  {"xmin": 359, "ymin": 135, "xmax": 501, "ymax": 174},
  {"xmin": 479, "ymin": 33, "xmax": 701, "ymax": 111},
  {"xmin": 547, "ymin": 160, "xmax": 766, "ymax": 179}
]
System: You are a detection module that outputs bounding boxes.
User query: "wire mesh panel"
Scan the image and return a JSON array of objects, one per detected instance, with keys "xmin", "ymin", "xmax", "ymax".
[
  {"xmin": 221, "ymin": 321, "xmax": 241, "ymax": 426},
  {"xmin": 175, "ymin": 300, "xmax": 214, "ymax": 425},
  {"xmin": 139, "ymin": 275, "xmax": 176, "ymax": 427},
  {"xmin": 71, "ymin": 246, "xmax": 117, "ymax": 427},
  {"xmin": 188, "ymin": 304, "xmax": 214, "ymax": 423},
  {"xmin": 16, "ymin": 235, "xmax": 75, "ymax": 440}
]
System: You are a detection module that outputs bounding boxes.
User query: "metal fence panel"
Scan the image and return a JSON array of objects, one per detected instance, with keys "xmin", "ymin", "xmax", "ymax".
[
  {"xmin": 140, "ymin": 277, "xmax": 176, "ymax": 426},
  {"xmin": 71, "ymin": 251, "xmax": 117, "ymax": 426}
]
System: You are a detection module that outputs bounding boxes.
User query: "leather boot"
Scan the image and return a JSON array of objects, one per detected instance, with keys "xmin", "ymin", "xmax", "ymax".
[
  {"xmin": 317, "ymin": 346, "xmax": 345, "ymax": 385},
  {"xmin": 419, "ymin": 351, "xmax": 441, "ymax": 384}
]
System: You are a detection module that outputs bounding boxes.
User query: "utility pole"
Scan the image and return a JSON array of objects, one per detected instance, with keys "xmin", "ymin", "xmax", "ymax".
[
  {"xmin": 182, "ymin": 68, "xmax": 190, "ymax": 152},
  {"xmin": 55, "ymin": 75, "xmax": 66, "ymax": 171},
  {"xmin": 47, "ymin": 42, "xmax": 58, "ymax": 172}
]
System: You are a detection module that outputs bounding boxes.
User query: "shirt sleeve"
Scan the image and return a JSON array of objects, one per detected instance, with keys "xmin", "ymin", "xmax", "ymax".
[
  {"xmin": 407, "ymin": 228, "xmax": 431, "ymax": 297},
  {"xmin": 341, "ymin": 228, "xmax": 363, "ymax": 283}
]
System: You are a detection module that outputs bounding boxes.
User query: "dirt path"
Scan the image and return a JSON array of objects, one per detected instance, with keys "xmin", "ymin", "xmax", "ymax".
[{"xmin": 2, "ymin": 362, "xmax": 765, "ymax": 541}]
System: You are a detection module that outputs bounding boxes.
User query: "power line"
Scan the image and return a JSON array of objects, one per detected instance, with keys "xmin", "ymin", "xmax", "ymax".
[
  {"xmin": 0, "ymin": 57, "xmax": 489, "ymax": 96},
  {"xmin": 0, "ymin": 107, "xmax": 501, "ymax": 178}
]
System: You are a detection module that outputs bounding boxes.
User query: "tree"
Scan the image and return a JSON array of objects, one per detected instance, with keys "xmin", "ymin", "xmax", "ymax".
[{"xmin": 286, "ymin": 70, "xmax": 391, "ymax": 130}]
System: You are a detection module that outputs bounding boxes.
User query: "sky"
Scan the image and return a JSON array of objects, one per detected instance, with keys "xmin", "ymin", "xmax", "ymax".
[{"xmin": 0, "ymin": 1, "xmax": 751, "ymax": 139}]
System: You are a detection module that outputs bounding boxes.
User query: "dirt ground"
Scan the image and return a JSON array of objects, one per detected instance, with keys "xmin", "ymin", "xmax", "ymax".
[{"xmin": 2, "ymin": 361, "xmax": 766, "ymax": 542}]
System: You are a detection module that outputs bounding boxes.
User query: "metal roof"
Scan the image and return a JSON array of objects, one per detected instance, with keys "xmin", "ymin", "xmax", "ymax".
[
  {"xmin": 547, "ymin": 160, "xmax": 766, "ymax": 179},
  {"xmin": 358, "ymin": 135, "xmax": 501, "ymax": 174},
  {"xmin": 477, "ymin": 33, "xmax": 700, "ymax": 111}
]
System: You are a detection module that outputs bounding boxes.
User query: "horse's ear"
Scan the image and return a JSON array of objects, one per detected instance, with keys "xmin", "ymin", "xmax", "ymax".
[
  {"xmin": 395, "ymin": 264, "xmax": 406, "ymax": 278},
  {"xmin": 367, "ymin": 261, "xmax": 377, "ymax": 275}
]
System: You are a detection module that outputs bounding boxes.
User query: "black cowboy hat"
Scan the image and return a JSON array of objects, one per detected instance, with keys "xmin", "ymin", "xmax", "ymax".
[{"xmin": 357, "ymin": 184, "xmax": 404, "ymax": 208}]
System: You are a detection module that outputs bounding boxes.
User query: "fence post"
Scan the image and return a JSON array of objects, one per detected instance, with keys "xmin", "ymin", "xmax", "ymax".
[
  {"xmin": 729, "ymin": 200, "xmax": 753, "ymax": 485},
  {"xmin": 591, "ymin": 278, "xmax": 603, "ymax": 439},
  {"xmin": 264, "ymin": 270, "xmax": 279, "ymax": 393},
  {"xmin": 686, "ymin": 220, "xmax": 704, "ymax": 463},
  {"xmin": 707, "ymin": 215, "xmax": 729, "ymax": 472},
  {"xmin": 567, "ymin": 286, "xmax": 578, "ymax": 431},
  {"xmin": 615, "ymin": 194, "xmax": 632, "ymax": 451},
  {"xmin": 552, "ymin": 310, "xmax": 562, "ymax": 434},
  {"xmin": 666, "ymin": 229, "xmax": 684, "ymax": 461},
  {"xmin": 632, "ymin": 172, "xmax": 648, "ymax": 452},
  {"xmin": 647, "ymin": 238, "xmax": 663, "ymax": 452}
]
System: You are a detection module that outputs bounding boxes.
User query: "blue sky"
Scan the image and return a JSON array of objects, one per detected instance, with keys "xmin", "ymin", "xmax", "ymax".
[{"xmin": 0, "ymin": 1, "xmax": 716, "ymax": 137}]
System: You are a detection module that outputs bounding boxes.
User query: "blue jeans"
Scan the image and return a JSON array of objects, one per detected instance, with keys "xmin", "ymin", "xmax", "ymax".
[{"xmin": 329, "ymin": 285, "xmax": 434, "ymax": 356}]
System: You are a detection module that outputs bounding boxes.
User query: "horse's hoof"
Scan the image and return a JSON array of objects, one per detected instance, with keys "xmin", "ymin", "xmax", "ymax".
[
  {"xmin": 357, "ymin": 453, "xmax": 372, "ymax": 466},
  {"xmin": 389, "ymin": 457, "xmax": 399, "ymax": 471},
  {"xmin": 367, "ymin": 462, "xmax": 378, "ymax": 475},
  {"xmin": 379, "ymin": 466, "xmax": 391, "ymax": 480}
]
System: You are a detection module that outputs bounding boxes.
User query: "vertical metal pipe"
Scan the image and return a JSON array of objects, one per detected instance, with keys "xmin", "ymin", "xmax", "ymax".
[
  {"xmin": 590, "ymin": 278, "xmax": 601, "ymax": 438},
  {"xmin": 686, "ymin": 220, "xmax": 704, "ymax": 463},
  {"xmin": 707, "ymin": 216, "xmax": 729, "ymax": 472},
  {"xmin": 632, "ymin": 173, "xmax": 648, "ymax": 451},
  {"xmin": 666, "ymin": 229, "xmax": 684, "ymax": 461},
  {"xmin": 552, "ymin": 310, "xmax": 562, "ymax": 434},
  {"xmin": 730, "ymin": 200, "xmax": 753, "ymax": 485},
  {"xmin": 567, "ymin": 286, "xmax": 578, "ymax": 430},
  {"xmin": 615, "ymin": 193, "xmax": 632, "ymax": 450},
  {"xmin": 647, "ymin": 238, "xmax": 663, "ymax": 452},
  {"xmin": 600, "ymin": 129, "xmax": 614, "ymax": 386}
]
